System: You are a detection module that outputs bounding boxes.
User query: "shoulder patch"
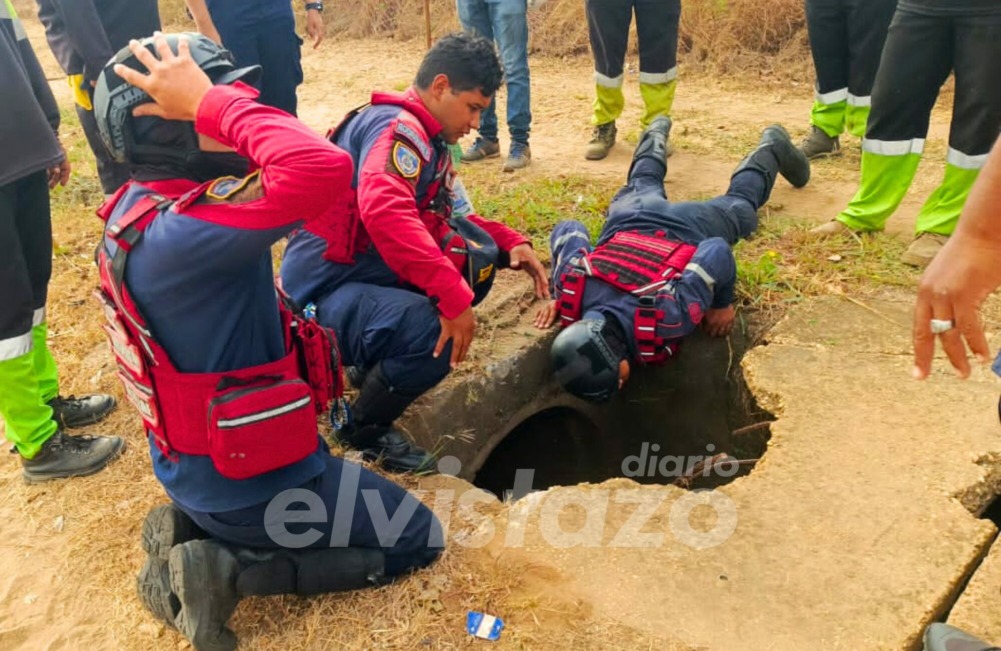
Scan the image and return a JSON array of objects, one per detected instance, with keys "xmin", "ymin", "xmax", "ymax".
[
  {"xmin": 391, "ymin": 142, "xmax": 422, "ymax": 179},
  {"xmin": 199, "ymin": 171, "xmax": 265, "ymax": 205},
  {"xmin": 393, "ymin": 122, "xmax": 432, "ymax": 161}
]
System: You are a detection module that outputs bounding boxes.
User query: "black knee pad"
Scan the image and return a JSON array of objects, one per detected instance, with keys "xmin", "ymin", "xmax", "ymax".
[{"xmin": 236, "ymin": 547, "xmax": 387, "ymax": 597}]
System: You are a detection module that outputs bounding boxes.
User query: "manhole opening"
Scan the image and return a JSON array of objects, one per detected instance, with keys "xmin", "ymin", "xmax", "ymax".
[{"xmin": 474, "ymin": 338, "xmax": 773, "ymax": 500}]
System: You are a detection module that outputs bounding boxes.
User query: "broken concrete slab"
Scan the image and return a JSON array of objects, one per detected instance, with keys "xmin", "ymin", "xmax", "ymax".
[{"xmin": 435, "ymin": 294, "xmax": 1001, "ymax": 651}]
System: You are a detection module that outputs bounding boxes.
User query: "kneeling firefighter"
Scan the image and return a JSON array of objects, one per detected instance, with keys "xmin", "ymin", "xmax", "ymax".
[{"xmin": 93, "ymin": 33, "xmax": 442, "ymax": 651}]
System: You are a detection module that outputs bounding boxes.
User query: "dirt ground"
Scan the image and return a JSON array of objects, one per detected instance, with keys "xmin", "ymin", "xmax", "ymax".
[{"xmin": 0, "ymin": 17, "xmax": 965, "ymax": 651}]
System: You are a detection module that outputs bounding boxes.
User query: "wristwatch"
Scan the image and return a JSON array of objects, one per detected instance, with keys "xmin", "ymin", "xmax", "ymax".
[{"xmin": 305, "ymin": 1, "xmax": 323, "ymax": 11}]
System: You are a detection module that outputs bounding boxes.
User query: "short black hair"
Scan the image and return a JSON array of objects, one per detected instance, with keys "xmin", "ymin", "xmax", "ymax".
[{"xmin": 414, "ymin": 32, "xmax": 504, "ymax": 97}]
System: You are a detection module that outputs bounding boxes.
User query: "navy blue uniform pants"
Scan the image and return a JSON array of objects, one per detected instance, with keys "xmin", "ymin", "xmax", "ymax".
[
  {"xmin": 206, "ymin": 0, "xmax": 302, "ymax": 115},
  {"xmin": 282, "ymin": 237, "xmax": 452, "ymax": 397},
  {"xmin": 180, "ymin": 440, "xmax": 443, "ymax": 577},
  {"xmin": 600, "ymin": 156, "xmax": 772, "ymax": 246}
]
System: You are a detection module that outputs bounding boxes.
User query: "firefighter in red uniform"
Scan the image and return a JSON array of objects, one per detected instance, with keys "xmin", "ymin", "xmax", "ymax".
[
  {"xmin": 92, "ymin": 33, "xmax": 442, "ymax": 651},
  {"xmin": 537, "ymin": 117, "xmax": 811, "ymax": 402},
  {"xmin": 280, "ymin": 33, "xmax": 548, "ymax": 473}
]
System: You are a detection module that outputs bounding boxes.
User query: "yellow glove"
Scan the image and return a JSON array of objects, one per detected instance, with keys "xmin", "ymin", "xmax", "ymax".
[{"xmin": 68, "ymin": 74, "xmax": 93, "ymax": 111}]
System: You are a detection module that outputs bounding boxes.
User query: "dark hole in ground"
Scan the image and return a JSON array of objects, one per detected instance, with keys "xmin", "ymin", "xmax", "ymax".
[
  {"xmin": 980, "ymin": 493, "xmax": 1001, "ymax": 529},
  {"xmin": 474, "ymin": 329, "xmax": 774, "ymax": 500}
]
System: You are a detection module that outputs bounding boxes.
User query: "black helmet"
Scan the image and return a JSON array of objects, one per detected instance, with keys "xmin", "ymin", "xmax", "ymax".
[
  {"xmin": 550, "ymin": 311, "xmax": 626, "ymax": 403},
  {"xmin": 94, "ymin": 33, "xmax": 260, "ymax": 168}
]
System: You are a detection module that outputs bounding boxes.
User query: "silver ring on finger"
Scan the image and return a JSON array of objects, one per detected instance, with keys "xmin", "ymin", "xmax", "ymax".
[{"xmin": 930, "ymin": 318, "xmax": 955, "ymax": 335}]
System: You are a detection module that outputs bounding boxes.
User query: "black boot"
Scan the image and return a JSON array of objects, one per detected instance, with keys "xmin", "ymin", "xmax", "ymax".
[
  {"xmin": 20, "ymin": 429, "xmax": 125, "ymax": 483},
  {"xmin": 733, "ymin": 124, "xmax": 811, "ymax": 189},
  {"xmin": 235, "ymin": 546, "xmax": 388, "ymax": 596},
  {"xmin": 627, "ymin": 116, "xmax": 672, "ymax": 180},
  {"xmin": 169, "ymin": 540, "xmax": 241, "ymax": 651},
  {"xmin": 48, "ymin": 393, "xmax": 117, "ymax": 428},
  {"xmin": 344, "ymin": 365, "xmax": 368, "ymax": 390},
  {"xmin": 137, "ymin": 505, "xmax": 206, "ymax": 628},
  {"xmin": 335, "ymin": 365, "xmax": 435, "ymax": 474}
]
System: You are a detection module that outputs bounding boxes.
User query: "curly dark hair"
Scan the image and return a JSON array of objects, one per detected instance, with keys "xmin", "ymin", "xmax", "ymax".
[{"xmin": 414, "ymin": 32, "xmax": 504, "ymax": 97}]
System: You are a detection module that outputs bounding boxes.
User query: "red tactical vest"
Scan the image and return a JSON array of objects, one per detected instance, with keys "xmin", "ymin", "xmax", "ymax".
[
  {"xmin": 316, "ymin": 94, "xmax": 499, "ymax": 304},
  {"xmin": 94, "ymin": 183, "xmax": 344, "ymax": 480},
  {"xmin": 557, "ymin": 231, "xmax": 697, "ymax": 364}
]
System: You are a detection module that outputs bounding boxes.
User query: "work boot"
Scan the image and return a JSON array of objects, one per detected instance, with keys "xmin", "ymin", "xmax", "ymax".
[
  {"xmin": 138, "ymin": 505, "xmax": 206, "ymax": 628},
  {"xmin": 20, "ymin": 429, "xmax": 125, "ymax": 483},
  {"xmin": 336, "ymin": 364, "xmax": 436, "ymax": 474},
  {"xmin": 732, "ymin": 124, "xmax": 810, "ymax": 189},
  {"xmin": 502, "ymin": 142, "xmax": 531, "ymax": 172},
  {"xmin": 344, "ymin": 366, "xmax": 368, "ymax": 390},
  {"xmin": 763, "ymin": 124, "xmax": 811, "ymax": 188},
  {"xmin": 923, "ymin": 623, "xmax": 1001, "ymax": 651},
  {"xmin": 628, "ymin": 116, "xmax": 672, "ymax": 179},
  {"xmin": 461, "ymin": 137, "xmax": 500, "ymax": 162},
  {"xmin": 48, "ymin": 393, "xmax": 117, "ymax": 428},
  {"xmin": 901, "ymin": 232, "xmax": 949, "ymax": 268},
  {"xmin": 338, "ymin": 423, "xmax": 435, "ymax": 474},
  {"xmin": 799, "ymin": 125, "xmax": 841, "ymax": 160},
  {"xmin": 585, "ymin": 122, "xmax": 617, "ymax": 160},
  {"xmin": 809, "ymin": 219, "xmax": 855, "ymax": 237},
  {"xmin": 169, "ymin": 540, "xmax": 241, "ymax": 651}
]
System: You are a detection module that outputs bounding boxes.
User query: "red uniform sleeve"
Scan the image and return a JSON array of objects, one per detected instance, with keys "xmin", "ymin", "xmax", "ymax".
[
  {"xmin": 190, "ymin": 83, "xmax": 354, "ymax": 230},
  {"xmin": 466, "ymin": 214, "xmax": 530, "ymax": 256},
  {"xmin": 356, "ymin": 125, "xmax": 473, "ymax": 320}
]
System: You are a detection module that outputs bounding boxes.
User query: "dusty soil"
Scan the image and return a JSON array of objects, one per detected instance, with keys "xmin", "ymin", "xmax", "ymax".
[{"xmin": 0, "ymin": 17, "xmax": 968, "ymax": 651}]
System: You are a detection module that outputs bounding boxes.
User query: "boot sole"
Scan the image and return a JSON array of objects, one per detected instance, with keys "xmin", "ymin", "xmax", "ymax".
[
  {"xmin": 461, "ymin": 151, "xmax": 500, "ymax": 162},
  {"xmin": 22, "ymin": 438, "xmax": 126, "ymax": 484},
  {"xmin": 54, "ymin": 397, "xmax": 119, "ymax": 429},
  {"xmin": 137, "ymin": 556, "xmax": 181, "ymax": 628},
  {"xmin": 142, "ymin": 505, "xmax": 203, "ymax": 559}
]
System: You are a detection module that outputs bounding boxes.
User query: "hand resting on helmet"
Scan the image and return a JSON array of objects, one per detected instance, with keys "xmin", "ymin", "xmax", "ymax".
[{"xmin": 113, "ymin": 32, "xmax": 214, "ymax": 122}]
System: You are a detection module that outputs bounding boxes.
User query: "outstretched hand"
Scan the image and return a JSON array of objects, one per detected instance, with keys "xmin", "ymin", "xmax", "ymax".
[
  {"xmin": 534, "ymin": 300, "xmax": 558, "ymax": 329},
  {"xmin": 509, "ymin": 243, "xmax": 550, "ymax": 300},
  {"xmin": 113, "ymin": 33, "xmax": 214, "ymax": 122}
]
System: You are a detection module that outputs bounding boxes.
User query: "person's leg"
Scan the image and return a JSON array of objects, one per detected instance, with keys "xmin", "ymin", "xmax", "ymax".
[
  {"xmin": 833, "ymin": 9, "xmax": 953, "ymax": 233},
  {"xmin": 76, "ymin": 100, "xmax": 130, "ymax": 195},
  {"xmin": 316, "ymin": 283, "xmax": 451, "ymax": 472},
  {"xmin": 584, "ymin": 0, "xmax": 632, "ymax": 159},
  {"xmin": 805, "ymin": 0, "xmax": 849, "ymax": 138},
  {"xmin": 843, "ymin": 0, "xmax": 896, "ymax": 138},
  {"xmin": 913, "ymin": 12, "xmax": 1001, "ymax": 237},
  {"xmin": 2, "ymin": 172, "xmax": 124, "ymax": 481},
  {"xmin": 458, "ymin": 0, "xmax": 501, "ymax": 154},
  {"xmin": 0, "ymin": 173, "xmax": 56, "ymax": 459},
  {"xmin": 490, "ymin": 0, "xmax": 530, "ymax": 144},
  {"xmin": 255, "ymin": 13, "xmax": 302, "ymax": 115},
  {"xmin": 634, "ymin": 0, "xmax": 680, "ymax": 127}
]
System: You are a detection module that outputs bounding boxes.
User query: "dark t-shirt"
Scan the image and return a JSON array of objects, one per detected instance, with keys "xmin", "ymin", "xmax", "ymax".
[{"xmin": 898, "ymin": 0, "xmax": 1001, "ymax": 15}]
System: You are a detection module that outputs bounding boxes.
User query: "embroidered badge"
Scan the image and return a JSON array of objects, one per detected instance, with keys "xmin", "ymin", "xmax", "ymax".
[
  {"xmin": 207, "ymin": 173, "xmax": 253, "ymax": 200},
  {"xmin": 394, "ymin": 122, "xmax": 432, "ymax": 161},
  {"xmin": 392, "ymin": 142, "xmax": 422, "ymax": 179}
]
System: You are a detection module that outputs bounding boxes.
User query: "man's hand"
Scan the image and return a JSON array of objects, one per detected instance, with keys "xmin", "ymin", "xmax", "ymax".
[
  {"xmin": 533, "ymin": 300, "xmax": 559, "ymax": 329},
  {"xmin": 113, "ymin": 33, "xmax": 214, "ymax": 122},
  {"xmin": 47, "ymin": 141, "xmax": 71, "ymax": 189},
  {"xmin": 435, "ymin": 306, "xmax": 476, "ymax": 368},
  {"xmin": 306, "ymin": 9, "xmax": 324, "ymax": 48},
  {"xmin": 912, "ymin": 233, "xmax": 1001, "ymax": 379},
  {"xmin": 703, "ymin": 305, "xmax": 735, "ymax": 338},
  {"xmin": 509, "ymin": 243, "xmax": 550, "ymax": 299}
]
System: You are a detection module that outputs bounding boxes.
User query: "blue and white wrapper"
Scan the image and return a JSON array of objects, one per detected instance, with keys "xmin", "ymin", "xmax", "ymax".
[{"xmin": 466, "ymin": 611, "xmax": 503, "ymax": 641}]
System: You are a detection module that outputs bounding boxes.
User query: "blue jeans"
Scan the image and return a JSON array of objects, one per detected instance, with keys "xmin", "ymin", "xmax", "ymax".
[{"xmin": 456, "ymin": 0, "xmax": 532, "ymax": 144}]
